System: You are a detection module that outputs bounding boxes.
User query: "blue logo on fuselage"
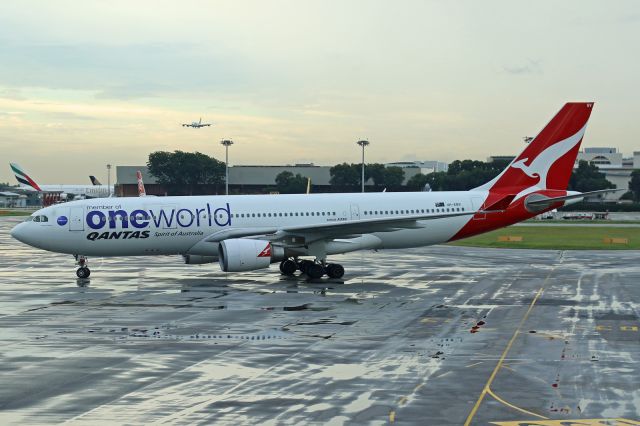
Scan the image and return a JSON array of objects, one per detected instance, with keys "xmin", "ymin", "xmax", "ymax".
[
  {"xmin": 57, "ymin": 216, "xmax": 68, "ymax": 226},
  {"xmin": 85, "ymin": 203, "xmax": 231, "ymax": 230}
]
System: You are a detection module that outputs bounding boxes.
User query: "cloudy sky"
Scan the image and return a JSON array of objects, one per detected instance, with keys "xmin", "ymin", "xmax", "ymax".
[{"xmin": 1, "ymin": 0, "xmax": 639, "ymax": 184}]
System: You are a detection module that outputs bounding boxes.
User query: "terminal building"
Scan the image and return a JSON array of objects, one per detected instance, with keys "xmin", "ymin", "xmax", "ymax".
[
  {"xmin": 114, "ymin": 162, "xmax": 442, "ymax": 196},
  {"xmin": 0, "ymin": 191, "xmax": 27, "ymax": 208},
  {"xmin": 384, "ymin": 160, "xmax": 448, "ymax": 174},
  {"xmin": 575, "ymin": 147, "xmax": 639, "ymax": 201}
]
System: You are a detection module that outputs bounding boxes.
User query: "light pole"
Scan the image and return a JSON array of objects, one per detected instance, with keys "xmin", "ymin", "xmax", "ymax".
[
  {"xmin": 106, "ymin": 164, "xmax": 112, "ymax": 192},
  {"xmin": 220, "ymin": 139, "xmax": 234, "ymax": 195},
  {"xmin": 356, "ymin": 140, "xmax": 369, "ymax": 193}
]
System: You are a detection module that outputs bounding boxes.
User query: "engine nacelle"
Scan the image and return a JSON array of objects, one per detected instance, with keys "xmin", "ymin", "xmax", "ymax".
[
  {"xmin": 219, "ymin": 239, "xmax": 284, "ymax": 272},
  {"xmin": 183, "ymin": 254, "xmax": 218, "ymax": 265}
]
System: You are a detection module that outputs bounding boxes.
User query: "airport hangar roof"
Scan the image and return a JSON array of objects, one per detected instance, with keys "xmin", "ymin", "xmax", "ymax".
[
  {"xmin": 0, "ymin": 191, "xmax": 26, "ymax": 198},
  {"xmin": 116, "ymin": 164, "xmax": 424, "ymax": 186},
  {"xmin": 116, "ymin": 165, "xmax": 333, "ymax": 186}
]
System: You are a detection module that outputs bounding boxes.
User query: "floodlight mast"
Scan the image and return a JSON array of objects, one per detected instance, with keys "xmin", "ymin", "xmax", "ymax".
[
  {"xmin": 106, "ymin": 164, "xmax": 112, "ymax": 195},
  {"xmin": 356, "ymin": 140, "xmax": 370, "ymax": 193},
  {"xmin": 220, "ymin": 139, "xmax": 234, "ymax": 195}
]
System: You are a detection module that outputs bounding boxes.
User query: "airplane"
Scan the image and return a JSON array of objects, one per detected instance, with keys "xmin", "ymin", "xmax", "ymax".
[
  {"xmin": 10, "ymin": 163, "xmax": 114, "ymax": 200},
  {"xmin": 182, "ymin": 118, "xmax": 212, "ymax": 128},
  {"xmin": 89, "ymin": 176, "xmax": 102, "ymax": 185},
  {"xmin": 11, "ymin": 103, "xmax": 619, "ymax": 280}
]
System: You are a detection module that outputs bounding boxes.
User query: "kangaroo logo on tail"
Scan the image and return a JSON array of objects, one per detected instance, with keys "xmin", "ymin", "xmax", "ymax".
[
  {"xmin": 475, "ymin": 102, "xmax": 593, "ymax": 199},
  {"xmin": 508, "ymin": 123, "xmax": 587, "ymax": 199},
  {"xmin": 510, "ymin": 158, "xmax": 539, "ymax": 179}
]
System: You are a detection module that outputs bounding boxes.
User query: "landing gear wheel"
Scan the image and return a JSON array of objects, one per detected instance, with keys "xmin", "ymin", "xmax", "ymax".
[
  {"xmin": 325, "ymin": 263, "xmax": 345, "ymax": 279},
  {"xmin": 297, "ymin": 260, "xmax": 314, "ymax": 274},
  {"xmin": 76, "ymin": 267, "xmax": 91, "ymax": 279},
  {"xmin": 279, "ymin": 259, "xmax": 297, "ymax": 276},
  {"xmin": 306, "ymin": 263, "xmax": 325, "ymax": 280}
]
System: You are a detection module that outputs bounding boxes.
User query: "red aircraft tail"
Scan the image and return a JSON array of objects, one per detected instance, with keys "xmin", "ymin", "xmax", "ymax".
[{"xmin": 476, "ymin": 102, "xmax": 594, "ymax": 195}]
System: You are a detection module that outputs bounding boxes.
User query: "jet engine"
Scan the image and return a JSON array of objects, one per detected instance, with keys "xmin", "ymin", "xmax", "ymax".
[
  {"xmin": 183, "ymin": 254, "xmax": 218, "ymax": 265},
  {"xmin": 219, "ymin": 239, "xmax": 285, "ymax": 272}
]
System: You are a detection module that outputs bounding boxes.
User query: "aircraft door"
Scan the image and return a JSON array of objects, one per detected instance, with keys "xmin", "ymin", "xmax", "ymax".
[
  {"xmin": 350, "ymin": 204, "xmax": 360, "ymax": 220},
  {"xmin": 471, "ymin": 197, "xmax": 486, "ymax": 220},
  {"xmin": 69, "ymin": 207, "xmax": 84, "ymax": 231}
]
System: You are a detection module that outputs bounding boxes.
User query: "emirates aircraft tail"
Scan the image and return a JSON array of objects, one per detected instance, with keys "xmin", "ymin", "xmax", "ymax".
[
  {"xmin": 10, "ymin": 163, "xmax": 42, "ymax": 191},
  {"xmin": 475, "ymin": 102, "xmax": 594, "ymax": 197}
]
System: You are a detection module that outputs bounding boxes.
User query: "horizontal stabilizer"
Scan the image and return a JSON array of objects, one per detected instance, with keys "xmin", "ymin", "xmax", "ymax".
[{"xmin": 525, "ymin": 188, "xmax": 624, "ymax": 210}]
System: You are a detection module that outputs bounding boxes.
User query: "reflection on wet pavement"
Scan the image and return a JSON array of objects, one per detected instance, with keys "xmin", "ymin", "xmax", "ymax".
[{"xmin": 0, "ymin": 217, "xmax": 639, "ymax": 425}]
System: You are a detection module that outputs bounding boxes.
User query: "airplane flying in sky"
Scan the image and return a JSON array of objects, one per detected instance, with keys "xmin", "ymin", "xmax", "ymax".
[
  {"xmin": 10, "ymin": 163, "xmax": 114, "ymax": 200},
  {"xmin": 12, "ymin": 103, "xmax": 617, "ymax": 280},
  {"xmin": 181, "ymin": 118, "xmax": 212, "ymax": 128}
]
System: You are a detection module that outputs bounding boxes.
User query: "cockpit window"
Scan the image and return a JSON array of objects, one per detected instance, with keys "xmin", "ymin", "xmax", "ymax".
[{"xmin": 32, "ymin": 215, "xmax": 48, "ymax": 223}]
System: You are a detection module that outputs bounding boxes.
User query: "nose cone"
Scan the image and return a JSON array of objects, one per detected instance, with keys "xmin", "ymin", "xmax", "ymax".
[{"xmin": 11, "ymin": 222, "xmax": 32, "ymax": 246}]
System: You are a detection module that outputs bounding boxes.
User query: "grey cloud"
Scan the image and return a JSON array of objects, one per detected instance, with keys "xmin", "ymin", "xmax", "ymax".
[
  {"xmin": 41, "ymin": 111, "xmax": 97, "ymax": 121},
  {"xmin": 0, "ymin": 88, "xmax": 26, "ymax": 100},
  {"xmin": 0, "ymin": 42, "xmax": 256, "ymax": 100},
  {"xmin": 503, "ymin": 59, "xmax": 542, "ymax": 75}
]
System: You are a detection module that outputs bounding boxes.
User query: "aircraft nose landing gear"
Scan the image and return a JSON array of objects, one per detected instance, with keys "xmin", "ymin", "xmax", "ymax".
[{"xmin": 75, "ymin": 255, "xmax": 91, "ymax": 279}]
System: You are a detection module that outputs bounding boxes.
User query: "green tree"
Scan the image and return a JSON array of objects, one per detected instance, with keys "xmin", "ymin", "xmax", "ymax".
[
  {"xmin": 629, "ymin": 170, "xmax": 640, "ymax": 201},
  {"xmin": 569, "ymin": 160, "xmax": 615, "ymax": 193},
  {"xmin": 442, "ymin": 159, "xmax": 506, "ymax": 190},
  {"xmin": 406, "ymin": 173, "xmax": 430, "ymax": 191},
  {"xmin": 382, "ymin": 166, "xmax": 405, "ymax": 190},
  {"xmin": 275, "ymin": 171, "xmax": 308, "ymax": 194},
  {"xmin": 330, "ymin": 163, "xmax": 360, "ymax": 188},
  {"xmin": 147, "ymin": 150, "xmax": 225, "ymax": 195},
  {"xmin": 365, "ymin": 163, "xmax": 386, "ymax": 188}
]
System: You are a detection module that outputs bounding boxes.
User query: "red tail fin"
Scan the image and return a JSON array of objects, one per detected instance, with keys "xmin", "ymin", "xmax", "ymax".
[
  {"xmin": 136, "ymin": 170, "xmax": 147, "ymax": 197},
  {"xmin": 477, "ymin": 102, "xmax": 594, "ymax": 194}
]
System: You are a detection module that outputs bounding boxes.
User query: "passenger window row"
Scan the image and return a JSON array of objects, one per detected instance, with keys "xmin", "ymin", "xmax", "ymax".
[
  {"xmin": 231, "ymin": 211, "xmax": 337, "ymax": 218},
  {"xmin": 363, "ymin": 207, "xmax": 465, "ymax": 215}
]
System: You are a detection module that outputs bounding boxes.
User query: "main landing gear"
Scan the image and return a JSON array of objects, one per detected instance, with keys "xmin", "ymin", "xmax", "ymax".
[
  {"xmin": 279, "ymin": 258, "xmax": 345, "ymax": 279},
  {"xmin": 75, "ymin": 255, "xmax": 91, "ymax": 279}
]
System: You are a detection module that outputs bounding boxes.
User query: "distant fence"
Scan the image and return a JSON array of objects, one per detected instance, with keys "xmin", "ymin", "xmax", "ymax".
[
  {"xmin": 497, "ymin": 236, "xmax": 523, "ymax": 242},
  {"xmin": 603, "ymin": 237, "xmax": 629, "ymax": 244}
]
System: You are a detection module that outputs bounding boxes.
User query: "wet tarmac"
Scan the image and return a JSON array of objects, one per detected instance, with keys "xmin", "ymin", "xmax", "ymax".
[{"xmin": 0, "ymin": 216, "xmax": 639, "ymax": 425}]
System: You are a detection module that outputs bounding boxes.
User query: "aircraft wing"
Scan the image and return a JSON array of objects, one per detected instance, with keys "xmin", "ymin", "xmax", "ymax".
[{"xmin": 202, "ymin": 209, "xmax": 498, "ymax": 246}]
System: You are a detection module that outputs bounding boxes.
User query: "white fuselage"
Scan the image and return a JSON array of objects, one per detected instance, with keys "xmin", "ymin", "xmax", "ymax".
[
  {"xmin": 25, "ymin": 184, "xmax": 113, "ymax": 198},
  {"xmin": 12, "ymin": 191, "xmax": 491, "ymax": 257}
]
